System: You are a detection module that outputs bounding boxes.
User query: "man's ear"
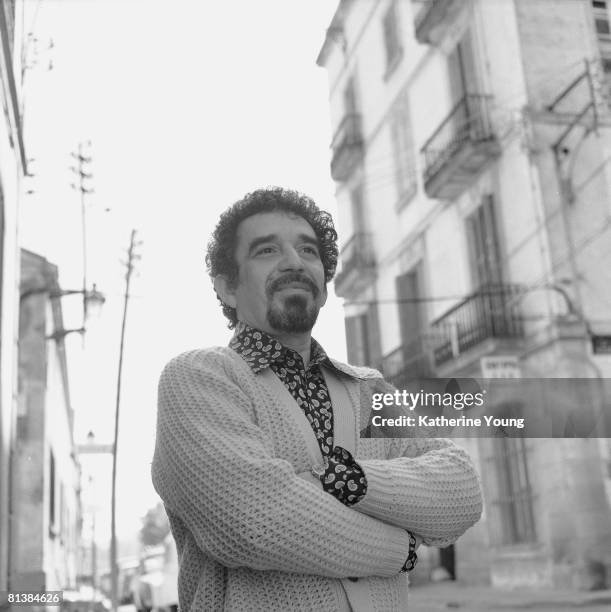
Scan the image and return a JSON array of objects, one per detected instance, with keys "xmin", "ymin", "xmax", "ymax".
[
  {"xmin": 213, "ymin": 275, "xmax": 237, "ymax": 309},
  {"xmin": 321, "ymin": 283, "xmax": 328, "ymax": 308}
]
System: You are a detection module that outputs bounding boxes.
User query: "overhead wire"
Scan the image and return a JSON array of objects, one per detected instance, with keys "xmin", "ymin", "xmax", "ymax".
[
  {"xmin": 338, "ymin": 52, "xmax": 603, "ymax": 182},
  {"xmin": 331, "ymin": 47, "xmax": 611, "ymax": 301},
  {"xmin": 327, "ymin": 14, "xmax": 611, "ymax": 325},
  {"xmin": 336, "ymin": 148, "xmax": 611, "ymax": 322}
]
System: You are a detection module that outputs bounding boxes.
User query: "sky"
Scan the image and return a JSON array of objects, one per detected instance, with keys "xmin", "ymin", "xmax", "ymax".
[{"xmin": 19, "ymin": 0, "xmax": 343, "ymax": 544}]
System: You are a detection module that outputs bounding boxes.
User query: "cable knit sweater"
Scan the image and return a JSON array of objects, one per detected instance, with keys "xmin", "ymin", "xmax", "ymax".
[{"xmin": 152, "ymin": 347, "xmax": 483, "ymax": 612}]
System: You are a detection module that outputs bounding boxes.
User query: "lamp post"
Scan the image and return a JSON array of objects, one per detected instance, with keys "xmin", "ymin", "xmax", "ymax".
[
  {"xmin": 87, "ymin": 431, "xmax": 97, "ymax": 612},
  {"xmin": 19, "ymin": 283, "xmax": 105, "ymax": 341}
]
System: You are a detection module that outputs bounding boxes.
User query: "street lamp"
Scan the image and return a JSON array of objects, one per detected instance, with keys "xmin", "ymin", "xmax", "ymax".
[{"xmin": 19, "ymin": 283, "xmax": 106, "ymax": 340}]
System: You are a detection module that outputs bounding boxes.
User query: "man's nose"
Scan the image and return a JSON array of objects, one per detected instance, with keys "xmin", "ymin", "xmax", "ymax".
[{"xmin": 279, "ymin": 246, "xmax": 305, "ymax": 271}]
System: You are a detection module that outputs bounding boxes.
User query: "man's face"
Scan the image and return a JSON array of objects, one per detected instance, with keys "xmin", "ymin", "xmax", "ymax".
[{"xmin": 225, "ymin": 211, "xmax": 327, "ymax": 334}]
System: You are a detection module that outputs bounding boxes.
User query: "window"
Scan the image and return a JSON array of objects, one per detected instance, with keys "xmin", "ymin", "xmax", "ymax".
[
  {"xmin": 345, "ymin": 304, "xmax": 380, "ymax": 367},
  {"xmin": 448, "ymin": 28, "xmax": 478, "ymax": 101},
  {"xmin": 593, "ymin": 1, "xmax": 611, "ymax": 42},
  {"xmin": 49, "ymin": 451, "xmax": 56, "ymax": 536},
  {"xmin": 343, "ymin": 77, "xmax": 358, "ymax": 116},
  {"xmin": 345, "ymin": 313, "xmax": 371, "ymax": 366},
  {"xmin": 593, "ymin": 0, "xmax": 611, "ymax": 101},
  {"xmin": 350, "ymin": 184, "xmax": 366, "ymax": 232},
  {"xmin": 396, "ymin": 266, "xmax": 423, "ymax": 351},
  {"xmin": 382, "ymin": 1, "xmax": 402, "ymax": 74},
  {"xmin": 466, "ymin": 195, "xmax": 503, "ymax": 288},
  {"xmin": 488, "ymin": 437, "xmax": 536, "ymax": 545},
  {"xmin": 596, "ymin": 18, "xmax": 611, "ymax": 35},
  {"xmin": 394, "ymin": 264, "xmax": 430, "ymax": 378},
  {"xmin": 390, "ymin": 96, "xmax": 417, "ymax": 208},
  {"xmin": 60, "ymin": 483, "xmax": 66, "ymax": 544}
]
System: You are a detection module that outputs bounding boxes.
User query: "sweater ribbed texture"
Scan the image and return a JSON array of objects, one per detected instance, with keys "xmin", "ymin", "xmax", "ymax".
[{"xmin": 152, "ymin": 347, "xmax": 483, "ymax": 611}]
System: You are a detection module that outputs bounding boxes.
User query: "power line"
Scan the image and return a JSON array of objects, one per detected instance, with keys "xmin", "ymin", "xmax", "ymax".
[
  {"xmin": 338, "ymin": 98, "xmax": 611, "ymax": 289},
  {"xmin": 330, "ymin": 44, "xmax": 611, "ymax": 313},
  {"xmin": 339, "ymin": 213, "xmax": 611, "ymax": 311},
  {"xmin": 340, "ymin": 211, "xmax": 611, "ymax": 327},
  {"xmin": 346, "ymin": 54, "xmax": 601, "ymax": 171},
  {"xmin": 528, "ymin": 216, "xmax": 611, "ymax": 299},
  {"xmin": 336, "ymin": 52, "xmax": 604, "ymax": 191}
]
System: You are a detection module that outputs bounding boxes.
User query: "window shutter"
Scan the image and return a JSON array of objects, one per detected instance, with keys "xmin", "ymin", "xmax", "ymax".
[
  {"xmin": 396, "ymin": 268, "xmax": 422, "ymax": 346},
  {"xmin": 382, "ymin": 3, "xmax": 400, "ymax": 68},
  {"xmin": 343, "ymin": 78, "xmax": 358, "ymax": 115},
  {"xmin": 466, "ymin": 195, "xmax": 503, "ymax": 288},
  {"xmin": 345, "ymin": 315, "xmax": 365, "ymax": 365},
  {"xmin": 366, "ymin": 303, "xmax": 382, "ymax": 368}
]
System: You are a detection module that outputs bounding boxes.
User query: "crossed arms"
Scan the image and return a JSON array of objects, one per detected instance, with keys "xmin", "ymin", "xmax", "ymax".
[{"xmin": 152, "ymin": 350, "xmax": 483, "ymax": 579}]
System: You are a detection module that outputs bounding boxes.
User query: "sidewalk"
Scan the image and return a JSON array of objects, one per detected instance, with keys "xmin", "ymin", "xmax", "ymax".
[{"xmin": 408, "ymin": 581, "xmax": 611, "ymax": 611}]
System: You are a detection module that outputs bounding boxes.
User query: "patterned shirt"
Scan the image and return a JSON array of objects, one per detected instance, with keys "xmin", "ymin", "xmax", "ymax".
[{"xmin": 230, "ymin": 322, "xmax": 367, "ymax": 506}]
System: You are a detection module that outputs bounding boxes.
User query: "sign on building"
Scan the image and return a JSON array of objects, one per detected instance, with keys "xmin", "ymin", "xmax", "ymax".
[
  {"xmin": 480, "ymin": 355, "xmax": 521, "ymax": 378},
  {"xmin": 592, "ymin": 335, "xmax": 611, "ymax": 355}
]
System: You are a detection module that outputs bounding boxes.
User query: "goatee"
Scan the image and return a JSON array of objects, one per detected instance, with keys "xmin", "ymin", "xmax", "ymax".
[{"xmin": 267, "ymin": 294, "xmax": 319, "ymax": 333}]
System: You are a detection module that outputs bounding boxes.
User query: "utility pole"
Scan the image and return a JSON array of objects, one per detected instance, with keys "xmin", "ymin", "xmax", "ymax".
[
  {"xmin": 70, "ymin": 141, "xmax": 94, "ymax": 323},
  {"xmin": 110, "ymin": 230, "xmax": 141, "ymax": 612},
  {"xmin": 90, "ymin": 474, "xmax": 97, "ymax": 612}
]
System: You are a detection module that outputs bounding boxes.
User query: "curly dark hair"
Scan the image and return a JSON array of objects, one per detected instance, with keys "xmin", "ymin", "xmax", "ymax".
[{"xmin": 206, "ymin": 187, "xmax": 338, "ymax": 329}]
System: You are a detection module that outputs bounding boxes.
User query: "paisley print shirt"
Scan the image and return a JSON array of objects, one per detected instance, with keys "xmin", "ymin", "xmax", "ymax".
[{"xmin": 230, "ymin": 322, "xmax": 367, "ymax": 506}]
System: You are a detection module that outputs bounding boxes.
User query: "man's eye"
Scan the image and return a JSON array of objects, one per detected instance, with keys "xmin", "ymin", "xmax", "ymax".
[
  {"xmin": 255, "ymin": 246, "xmax": 276, "ymax": 255},
  {"xmin": 302, "ymin": 246, "xmax": 320, "ymax": 256}
]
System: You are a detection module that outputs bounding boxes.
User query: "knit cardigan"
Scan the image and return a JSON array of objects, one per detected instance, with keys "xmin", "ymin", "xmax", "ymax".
[{"xmin": 152, "ymin": 347, "xmax": 483, "ymax": 611}]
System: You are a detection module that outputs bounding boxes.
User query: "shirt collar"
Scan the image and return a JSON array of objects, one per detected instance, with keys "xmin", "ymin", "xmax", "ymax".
[{"xmin": 229, "ymin": 321, "xmax": 347, "ymax": 376}]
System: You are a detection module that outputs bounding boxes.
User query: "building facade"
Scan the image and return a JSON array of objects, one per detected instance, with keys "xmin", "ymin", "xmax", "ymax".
[
  {"xmin": 0, "ymin": 0, "xmax": 28, "ymax": 599},
  {"xmin": 318, "ymin": 0, "xmax": 611, "ymax": 589},
  {"xmin": 9, "ymin": 250, "xmax": 81, "ymax": 597}
]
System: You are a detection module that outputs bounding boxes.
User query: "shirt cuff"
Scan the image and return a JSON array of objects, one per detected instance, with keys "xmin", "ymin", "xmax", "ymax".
[{"xmin": 321, "ymin": 446, "xmax": 368, "ymax": 506}]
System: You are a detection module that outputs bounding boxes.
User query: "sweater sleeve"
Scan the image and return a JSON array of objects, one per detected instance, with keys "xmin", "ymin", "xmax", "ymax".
[
  {"xmin": 353, "ymin": 379, "xmax": 483, "ymax": 546},
  {"xmin": 151, "ymin": 351, "xmax": 411, "ymax": 578}
]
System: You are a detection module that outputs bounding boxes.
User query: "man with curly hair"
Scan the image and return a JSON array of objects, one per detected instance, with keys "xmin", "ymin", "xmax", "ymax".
[{"xmin": 152, "ymin": 187, "xmax": 483, "ymax": 611}]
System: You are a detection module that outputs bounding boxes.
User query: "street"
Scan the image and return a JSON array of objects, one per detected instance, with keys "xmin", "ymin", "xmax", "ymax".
[{"xmin": 408, "ymin": 582, "xmax": 611, "ymax": 612}]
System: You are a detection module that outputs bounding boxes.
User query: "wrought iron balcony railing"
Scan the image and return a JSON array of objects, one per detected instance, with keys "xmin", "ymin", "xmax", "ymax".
[
  {"xmin": 430, "ymin": 284, "xmax": 524, "ymax": 366},
  {"xmin": 422, "ymin": 94, "xmax": 495, "ymax": 181},
  {"xmin": 382, "ymin": 336, "xmax": 434, "ymax": 389},
  {"xmin": 330, "ymin": 113, "xmax": 364, "ymax": 181}
]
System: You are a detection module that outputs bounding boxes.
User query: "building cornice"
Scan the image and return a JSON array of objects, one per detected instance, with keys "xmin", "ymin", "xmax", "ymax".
[
  {"xmin": 0, "ymin": 3, "xmax": 27, "ymax": 175},
  {"xmin": 316, "ymin": 0, "xmax": 355, "ymax": 67}
]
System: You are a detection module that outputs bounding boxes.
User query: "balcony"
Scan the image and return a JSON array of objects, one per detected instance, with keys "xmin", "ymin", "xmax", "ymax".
[
  {"xmin": 430, "ymin": 284, "xmax": 524, "ymax": 368},
  {"xmin": 421, "ymin": 94, "xmax": 501, "ymax": 200},
  {"xmin": 414, "ymin": 0, "xmax": 463, "ymax": 45},
  {"xmin": 334, "ymin": 232, "xmax": 375, "ymax": 298},
  {"xmin": 383, "ymin": 336, "xmax": 434, "ymax": 389},
  {"xmin": 330, "ymin": 113, "xmax": 364, "ymax": 181}
]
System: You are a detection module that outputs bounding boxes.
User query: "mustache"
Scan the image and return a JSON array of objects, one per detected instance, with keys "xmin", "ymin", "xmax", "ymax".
[{"xmin": 267, "ymin": 272, "xmax": 320, "ymax": 298}]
